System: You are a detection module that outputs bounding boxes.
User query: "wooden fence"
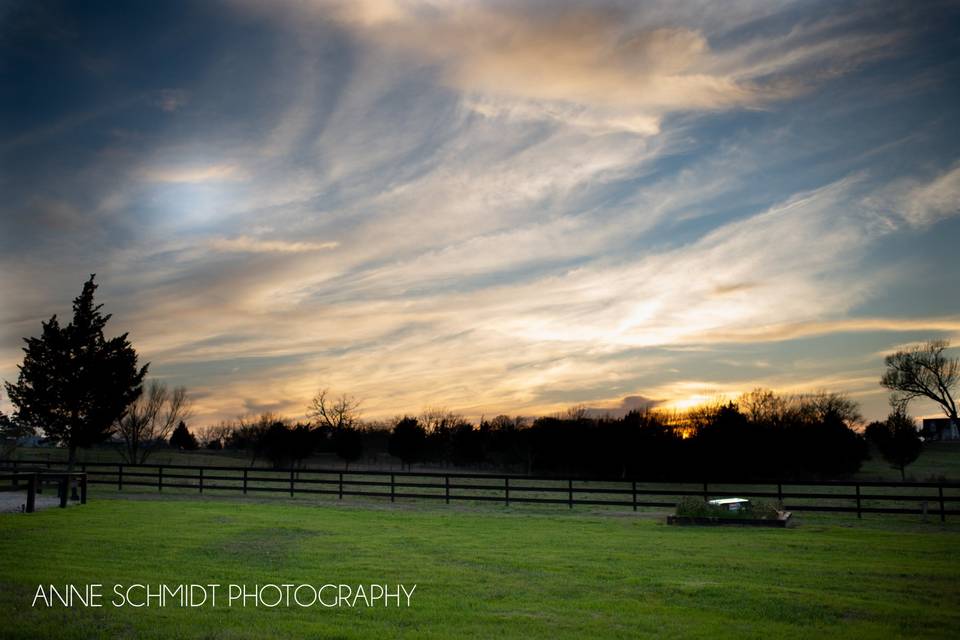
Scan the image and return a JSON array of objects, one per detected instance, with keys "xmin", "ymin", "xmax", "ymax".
[{"xmin": 2, "ymin": 459, "xmax": 958, "ymax": 520}]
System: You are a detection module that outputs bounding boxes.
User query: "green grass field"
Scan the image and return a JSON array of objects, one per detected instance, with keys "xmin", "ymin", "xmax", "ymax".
[{"xmin": 2, "ymin": 493, "xmax": 959, "ymax": 639}]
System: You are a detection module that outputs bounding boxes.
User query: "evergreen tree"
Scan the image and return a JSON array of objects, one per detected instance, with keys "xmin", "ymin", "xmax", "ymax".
[
  {"xmin": 388, "ymin": 417, "xmax": 426, "ymax": 470},
  {"xmin": 877, "ymin": 408, "xmax": 923, "ymax": 481},
  {"xmin": 169, "ymin": 420, "xmax": 199, "ymax": 450},
  {"xmin": 4, "ymin": 275, "xmax": 148, "ymax": 469}
]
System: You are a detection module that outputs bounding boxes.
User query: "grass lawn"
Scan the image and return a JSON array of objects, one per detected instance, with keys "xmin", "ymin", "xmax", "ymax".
[
  {"xmin": 1, "ymin": 494, "xmax": 959, "ymax": 639},
  {"xmin": 859, "ymin": 442, "xmax": 960, "ymax": 481}
]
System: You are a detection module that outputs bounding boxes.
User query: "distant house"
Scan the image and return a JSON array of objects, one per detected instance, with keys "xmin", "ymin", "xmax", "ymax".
[{"xmin": 921, "ymin": 418, "xmax": 959, "ymax": 441}]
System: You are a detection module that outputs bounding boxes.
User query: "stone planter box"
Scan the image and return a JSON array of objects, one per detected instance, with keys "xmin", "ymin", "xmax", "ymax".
[{"xmin": 667, "ymin": 512, "xmax": 792, "ymax": 528}]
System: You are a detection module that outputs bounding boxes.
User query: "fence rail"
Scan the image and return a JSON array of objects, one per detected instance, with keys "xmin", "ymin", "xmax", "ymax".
[{"xmin": 2, "ymin": 459, "xmax": 958, "ymax": 520}]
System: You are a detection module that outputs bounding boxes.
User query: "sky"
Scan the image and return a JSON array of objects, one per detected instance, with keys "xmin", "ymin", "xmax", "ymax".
[{"xmin": 2, "ymin": 0, "xmax": 959, "ymax": 428}]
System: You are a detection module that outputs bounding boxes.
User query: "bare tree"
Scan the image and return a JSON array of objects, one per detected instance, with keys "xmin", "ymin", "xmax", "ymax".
[
  {"xmin": 308, "ymin": 388, "xmax": 361, "ymax": 430},
  {"xmin": 798, "ymin": 391, "xmax": 862, "ymax": 426},
  {"xmin": 881, "ymin": 339, "xmax": 958, "ymax": 424},
  {"xmin": 115, "ymin": 381, "xmax": 191, "ymax": 464},
  {"xmin": 419, "ymin": 407, "xmax": 463, "ymax": 432},
  {"xmin": 738, "ymin": 388, "xmax": 785, "ymax": 424},
  {"xmin": 201, "ymin": 420, "xmax": 240, "ymax": 451}
]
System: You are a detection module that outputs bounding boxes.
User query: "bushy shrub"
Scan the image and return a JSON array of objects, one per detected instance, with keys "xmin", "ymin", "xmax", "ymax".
[
  {"xmin": 745, "ymin": 499, "xmax": 781, "ymax": 520},
  {"xmin": 675, "ymin": 497, "xmax": 722, "ymax": 517}
]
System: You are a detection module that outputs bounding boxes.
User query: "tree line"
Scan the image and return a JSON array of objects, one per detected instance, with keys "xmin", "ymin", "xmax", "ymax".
[
  {"xmin": 184, "ymin": 385, "xmax": 930, "ymax": 481},
  {"xmin": 187, "ymin": 390, "xmax": 869, "ymax": 480},
  {"xmin": 2, "ymin": 276, "xmax": 957, "ymax": 481}
]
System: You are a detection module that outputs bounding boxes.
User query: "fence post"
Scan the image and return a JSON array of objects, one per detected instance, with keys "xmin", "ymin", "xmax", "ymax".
[
  {"xmin": 59, "ymin": 477, "xmax": 68, "ymax": 508},
  {"xmin": 390, "ymin": 474, "xmax": 395, "ymax": 502},
  {"xmin": 339, "ymin": 472, "xmax": 343, "ymax": 500},
  {"xmin": 80, "ymin": 474, "xmax": 87, "ymax": 505},
  {"xmin": 632, "ymin": 480, "xmax": 637, "ymax": 512},
  {"xmin": 445, "ymin": 475, "xmax": 450, "ymax": 504},
  {"xmin": 702, "ymin": 481, "xmax": 708, "ymax": 501},
  {"xmin": 118, "ymin": 464, "xmax": 123, "ymax": 491},
  {"xmin": 158, "ymin": 467, "xmax": 163, "ymax": 492},
  {"xmin": 505, "ymin": 477, "xmax": 510, "ymax": 506},
  {"xmin": 243, "ymin": 469, "xmax": 248, "ymax": 495},
  {"xmin": 777, "ymin": 482, "xmax": 783, "ymax": 505},
  {"xmin": 199, "ymin": 468, "xmax": 204, "ymax": 494},
  {"xmin": 568, "ymin": 478, "xmax": 573, "ymax": 509},
  {"xmin": 855, "ymin": 484, "xmax": 861, "ymax": 519},
  {"xmin": 11, "ymin": 462, "xmax": 17, "ymax": 488},
  {"xmin": 289, "ymin": 469, "xmax": 294, "ymax": 497},
  {"xmin": 26, "ymin": 474, "xmax": 36, "ymax": 513},
  {"xmin": 940, "ymin": 485, "xmax": 946, "ymax": 523}
]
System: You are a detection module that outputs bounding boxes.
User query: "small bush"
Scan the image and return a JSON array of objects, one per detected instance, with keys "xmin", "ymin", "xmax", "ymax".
[
  {"xmin": 675, "ymin": 497, "xmax": 722, "ymax": 518},
  {"xmin": 745, "ymin": 499, "xmax": 780, "ymax": 520}
]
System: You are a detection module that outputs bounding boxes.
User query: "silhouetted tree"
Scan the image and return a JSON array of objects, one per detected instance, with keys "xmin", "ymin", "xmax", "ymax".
[
  {"xmin": 486, "ymin": 415, "xmax": 527, "ymax": 469},
  {"xmin": 419, "ymin": 408, "xmax": 462, "ymax": 433},
  {"xmin": 786, "ymin": 407, "xmax": 866, "ymax": 477},
  {"xmin": 333, "ymin": 426, "xmax": 364, "ymax": 469},
  {"xmin": 882, "ymin": 340, "xmax": 958, "ymax": 429},
  {"xmin": 565, "ymin": 404, "xmax": 589, "ymax": 421},
  {"xmin": 389, "ymin": 417, "xmax": 426, "ymax": 470},
  {"xmin": 793, "ymin": 391, "xmax": 863, "ymax": 426},
  {"xmin": 308, "ymin": 389, "xmax": 363, "ymax": 468},
  {"xmin": 739, "ymin": 388, "xmax": 785, "ymax": 425},
  {"xmin": 4, "ymin": 275, "xmax": 147, "ymax": 471},
  {"xmin": 202, "ymin": 421, "xmax": 237, "ymax": 451},
  {"xmin": 261, "ymin": 419, "xmax": 294, "ymax": 468},
  {"xmin": 115, "ymin": 381, "xmax": 191, "ymax": 463},
  {"xmin": 876, "ymin": 408, "xmax": 923, "ymax": 481},
  {"xmin": 450, "ymin": 422, "xmax": 485, "ymax": 467},
  {"xmin": 225, "ymin": 413, "xmax": 280, "ymax": 464},
  {"xmin": 693, "ymin": 402, "xmax": 756, "ymax": 480},
  {"xmin": 308, "ymin": 388, "xmax": 361, "ymax": 429},
  {"xmin": 169, "ymin": 421, "xmax": 199, "ymax": 450},
  {"xmin": 621, "ymin": 410, "xmax": 681, "ymax": 479},
  {"xmin": 289, "ymin": 423, "xmax": 317, "ymax": 467},
  {"xmin": 863, "ymin": 420, "xmax": 888, "ymax": 445}
]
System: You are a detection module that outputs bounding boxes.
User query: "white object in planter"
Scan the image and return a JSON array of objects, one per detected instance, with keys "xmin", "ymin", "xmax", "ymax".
[{"xmin": 708, "ymin": 498, "xmax": 750, "ymax": 511}]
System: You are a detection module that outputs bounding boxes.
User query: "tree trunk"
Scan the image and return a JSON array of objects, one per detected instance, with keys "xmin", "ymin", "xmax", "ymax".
[{"xmin": 68, "ymin": 443, "xmax": 79, "ymax": 500}]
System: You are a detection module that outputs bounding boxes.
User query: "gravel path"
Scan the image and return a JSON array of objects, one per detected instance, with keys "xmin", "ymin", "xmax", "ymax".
[{"xmin": 0, "ymin": 490, "xmax": 83, "ymax": 513}]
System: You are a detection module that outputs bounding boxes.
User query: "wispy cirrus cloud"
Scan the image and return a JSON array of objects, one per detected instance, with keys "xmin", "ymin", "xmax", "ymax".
[
  {"xmin": 900, "ymin": 163, "xmax": 960, "ymax": 227},
  {"xmin": 139, "ymin": 163, "xmax": 243, "ymax": 184},
  {"xmin": 208, "ymin": 236, "xmax": 339, "ymax": 254},
  {"xmin": 259, "ymin": 0, "xmax": 904, "ymax": 136},
  {"xmin": 100, "ymin": 170, "xmax": 954, "ymax": 421}
]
